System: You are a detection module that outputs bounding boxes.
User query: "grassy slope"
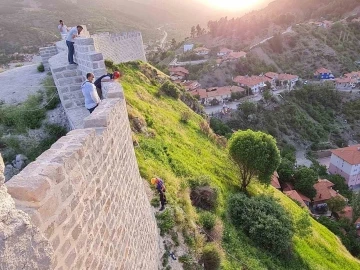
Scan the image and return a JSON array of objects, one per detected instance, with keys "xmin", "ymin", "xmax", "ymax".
[{"xmin": 118, "ymin": 62, "xmax": 360, "ymax": 270}]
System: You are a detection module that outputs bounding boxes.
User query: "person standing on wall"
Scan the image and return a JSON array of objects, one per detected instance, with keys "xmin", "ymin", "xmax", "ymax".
[
  {"xmin": 151, "ymin": 177, "xmax": 167, "ymax": 211},
  {"xmin": 81, "ymin": 73, "xmax": 101, "ymax": 114},
  {"xmin": 93, "ymin": 71, "xmax": 121, "ymax": 99},
  {"xmin": 66, "ymin": 25, "xmax": 83, "ymax": 65},
  {"xmin": 58, "ymin": 20, "xmax": 68, "ymax": 40}
]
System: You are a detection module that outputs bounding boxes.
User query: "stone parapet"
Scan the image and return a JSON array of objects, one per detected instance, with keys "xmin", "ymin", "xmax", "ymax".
[
  {"xmin": 5, "ymin": 83, "xmax": 158, "ymax": 269},
  {"xmin": 40, "ymin": 45, "xmax": 58, "ymax": 71},
  {"xmin": 92, "ymin": 31, "xmax": 147, "ymax": 63}
]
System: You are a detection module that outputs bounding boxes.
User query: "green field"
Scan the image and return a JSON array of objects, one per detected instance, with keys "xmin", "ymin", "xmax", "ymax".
[{"xmin": 117, "ymin": 61, "xmax": 360, "ymax": 269}]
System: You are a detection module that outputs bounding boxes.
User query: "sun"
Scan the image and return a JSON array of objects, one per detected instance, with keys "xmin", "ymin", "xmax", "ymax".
[{"xmin": 206, "ymin": 0, "xmax": 262, "ymax": 10}]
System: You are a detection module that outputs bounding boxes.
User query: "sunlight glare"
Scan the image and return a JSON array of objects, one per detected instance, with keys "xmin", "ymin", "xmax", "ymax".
[{"xmin": 206, "ymin": 0, "xmax": 262, "ymax": 11}]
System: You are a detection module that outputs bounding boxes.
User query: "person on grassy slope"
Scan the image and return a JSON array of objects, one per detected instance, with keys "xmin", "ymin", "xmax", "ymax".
[{"xmin": 151, "ymin": 177, "xmax": 167, "ymax": 211}]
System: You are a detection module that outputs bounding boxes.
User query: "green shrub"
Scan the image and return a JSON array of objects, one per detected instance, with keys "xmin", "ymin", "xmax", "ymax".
[
  {"xmin": 201, "ymin": 244, "xmax": 221, "ymax": 270},
  {"xmin": 151, "ymin": 197, "xmax": 160, "ymax": 207},
  {"xmin": 37, "ymin": 63, "xmax": 45, "ymax": 72},
  {"xmin": 199, "ymin": 212, "xmax": 216, "ymax": 231},
  {"xmin": 44, "ymin": 123, "xmax": 67, "ymax": 138},
  {"xmin": 190, "ymin": 186, "xmax": 218, "ymax": 210},
  {"xmin": 160, "ymin": 81, "xmax": 180, "ymax": 99},
  {"xmin": 180, "ymin": 111, "xmax": 191, "ymax": 123},
  {"xmin": 156, "ymin": 208, "xmax": 175, "ymax": 236},
  {"xmin": 228, "ymin": 193, "xmax": 294, "ymax": 257},
  {"xmin": 43, "ymin": 77, "xmax": 60, "ymax": 110},
  {"xmin": 104, "ymin": 59, "xmax": 115, "ymax": 70}
]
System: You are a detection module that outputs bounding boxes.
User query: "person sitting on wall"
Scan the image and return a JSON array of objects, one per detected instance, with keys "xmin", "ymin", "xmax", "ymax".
[
  {"xmin": 151, "ymin": 177, "xmax": 167, "ymax": 211},
  {"xmin": 66, "ymin": 25, "xmax": 83, "ymax": 65},
  {"xmin": 58, "ymin": 20, "xmax": 68, "ymax": 40},
  {"xmin": 93, "ymin": 71, "xmax": 121, "ymax": 99},
  {"xmin": 81, "ymin": 73, "xmax": 101, "ymax": 114}
]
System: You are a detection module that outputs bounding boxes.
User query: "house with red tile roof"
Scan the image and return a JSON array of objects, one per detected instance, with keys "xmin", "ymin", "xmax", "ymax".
[
  {"xmin": 337, "ymin": 205, "xmax": 353, "ymax": 221},
  {"xmin": 265, "ymin": 72, "xmax": 299, "ymax": 90},
  {"xmin": 284, "ymin": 190, "xmax": 311, "ymax": 209},
  {"xmin": 217, "ymin": 47, "xmax": 233, "ymax": 57},
  {"xmin": 281, "ymin": 182, "xmax": 294, "ymax": 192},
  {"xmin": 329, "ymin": 144, "xmax": 360, "ymax": 187},
  {"xmin": 223, "ymin": 51, "xmax": 247, "ymax": 62},
  {"xmin": 181, "ymin": 80, "xmax": 201, "ymax": 91},
  {"xmin": 233, "ymin": 75, "xmax": 269, "ymax": 94},
  {"xmin": 314, "ymin": 67, "xmax": 335, "ymax": 80},
  {"xmin": 313, "ymin": 179, "xmax": 346, "ymax": 206},
  {"xmin": 193, "ymin": 47, "xmax": 210, "ymax": 56},
  {"xmin": 334, "ymin": 77, "xmax": 357, "ymax": 89},
  {"xmin": 271, "ymin": 172, "xmax": 281, "ymax": 189},
  {"xmin": 189, "ymin": 86, "xmax": 245, "ymax": 105},
  {"xmin": 169, "ymin": 67, "xmax": 189, "ymax": 81}
]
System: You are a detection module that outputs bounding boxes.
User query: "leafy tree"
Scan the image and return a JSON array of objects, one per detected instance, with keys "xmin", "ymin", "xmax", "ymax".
[
  {"xmin": 196, "ymin": 24, "xmax": 202, "ymax": 37},
  {"xmin": 352, "ymin": 192, "xmax": 360, "ymax": 222},
  {"xmin": 228, "ymin": 194, "xmax": 294, "ymax": 256},
  {"xmin": 238, "ymin": 101, "xmax": 256, "ymax": 117},
  {"xmin": 263, "ymin": 90, "xmax": 272, "ymax": 103},
  {"xmin": 327, "ymin": 174, "xmax": 352, "ymax": 200},
  {"xmin": 210, "ymin": 118, "xmax": 232, "ymax": 138},
  {"xmin": 277, "ymin": 158, "xmax": 295, "ymax": 183},
  {"xmin": 327, "ymin": 196, "xmax": 347, "ymax": 213},
  {"xmin": 294, "ymin": 167, "xmax": 317, "ymax": 199},
  {"xmin": 228, "ymin": 130, "xmax": 281, "ymax": 191},
  {"xmin": 190, "ymin": 26, "xmax": 196, "ymax": 38}
]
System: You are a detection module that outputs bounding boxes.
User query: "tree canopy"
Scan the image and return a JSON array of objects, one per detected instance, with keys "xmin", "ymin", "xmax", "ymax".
[
  {"xmin": 294, "ymin": 167, "xmax": 317, "ymax": 199},
  {"xmin": 228, "ymin": 129, "xmax": 281, "ymax": 191}
]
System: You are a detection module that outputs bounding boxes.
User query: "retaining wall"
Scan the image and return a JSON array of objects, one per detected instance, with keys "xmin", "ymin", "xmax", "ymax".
[{"xmin": 4, "ymin": 82, "xmax": 159, "ymax": 269}]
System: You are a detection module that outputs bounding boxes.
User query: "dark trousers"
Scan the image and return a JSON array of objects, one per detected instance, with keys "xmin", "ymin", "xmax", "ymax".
[
  {"xmin": 88, "ymin": 104, "xmax": 98, "ymax": 114},
  {"xmin": 159, "ymin": 191, "xmax": 167, "ymax": 208},
  {"xmin": 66, "ymin": 40, "xmax": 75, "ymax": 64},
  {"xmin": 96, "ymin": 87, "xmax": 103, "ymax": 100}
]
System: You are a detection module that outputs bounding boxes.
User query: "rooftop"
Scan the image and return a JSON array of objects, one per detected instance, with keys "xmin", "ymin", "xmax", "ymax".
[{"xmin": 331, "ymin": 144, "xmax": 360, "ymax": 165}]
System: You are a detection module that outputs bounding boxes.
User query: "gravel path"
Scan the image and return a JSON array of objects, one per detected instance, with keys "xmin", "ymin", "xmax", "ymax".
[{"xmin": 0, "ymin": 64, "xmax": 48, "ymax": 104}]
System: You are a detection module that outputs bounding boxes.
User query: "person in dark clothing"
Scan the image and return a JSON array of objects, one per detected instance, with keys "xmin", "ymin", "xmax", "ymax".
[
  {"xmin": 151, "ymin": 177, "xmax": 167, "ymax": 211},
  {"xmin": 93, "ymin": 71, "xmax": 121, "ymax": 99}
]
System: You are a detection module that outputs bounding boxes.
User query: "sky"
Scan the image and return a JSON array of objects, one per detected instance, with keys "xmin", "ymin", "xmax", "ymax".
[{"xmin": 200, "ymin": 0, "xmax": 265, "ymax": 11}]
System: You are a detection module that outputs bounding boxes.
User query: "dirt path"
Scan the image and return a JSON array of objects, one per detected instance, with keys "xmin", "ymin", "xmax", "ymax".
[{"xmin": 0, "ymin": 64, "xmax": 48, "ymax": 104}]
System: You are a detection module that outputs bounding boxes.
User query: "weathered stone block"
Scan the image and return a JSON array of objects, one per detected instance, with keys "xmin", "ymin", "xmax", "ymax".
[
  {"xmin": 38, "ymin": 196, "xmax": 59, "ymax": 221},
  {"xmin": 6, "ymin": 174, "xmax": 51, "ymax": 203},
  {"xmin": 89, "ymin": 53, "xmax": 103, "ymax": 61}
]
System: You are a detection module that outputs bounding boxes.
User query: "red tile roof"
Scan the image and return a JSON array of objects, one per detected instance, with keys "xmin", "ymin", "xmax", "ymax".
[
  {"xmin": 278, "ymin": 73, "xmax": 299, "ymax": 81},
  {"xmin": 189, "ymin": 86, "xmax": 245, "ymax": 99},
  {"xmin": 284, "ymin": 190, "xmax": 309, "ymax": 208},
  {"xmin": 189, "ymin": 88, "xmax": 207, "ymax": 99},
  {"xmin": 225, "ymin": 51, "xmax": 247, "ymax": 60},
  {"xmin": 265, "ymin": 72, "xmax": 279, "ymax": 79},
  {"xmin": 271, "ymin": 171, "xmax": 281, "ymax": 189},
  {"xmin": 282, "ymin": 182, "xmax": 294, "ymax": 192},
  {"xmin": 313, "ymin": 179, "xmax": 345, "ymax": 202},
  {"xmin": 314, "ymin": 67, "xmax": 332, "ymax": 75},
  {"xmin": 233, "ymin": 75, "xmax": 269, "ymax": 87},
  {"xmin": 169, "ymin": 67, "xmax": 189, "ymax": 75},
  {"xmin": 338, "ymin": 205, "xmax": 353, "ymax": 221},
  {"xmin": 335, "ymin": 77, "xmax": 357, "ymax": 84},
  {"xmin": 331, "ymin": 144, "xmax": 360, "ymax": 165},
  {"xmin": 181, "ymin": 80, "xmax": 200, "ymax": 91},
  {"xmin": 194, "ymin": 47, "xmax": 210, "ymax": 53},
  {"xmin": 344, "ymin": 71, "xmax": 360, "ymax": 78}
]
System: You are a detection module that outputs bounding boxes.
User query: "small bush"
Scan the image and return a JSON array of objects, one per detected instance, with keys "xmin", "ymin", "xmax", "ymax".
[
  {"xmin": 190, "ymin": 186, "xmax": 218, "ymax": 210},
  {"xmin": 160, "ymin": 81, "xmax": 180, "ymax": 99},
  {"xmin": 104, "ymin": 59, "xmax": 115, "ymax": 70},
  {"xmin": 151, "ymin": 197, "xmax": 160, "ymax": 207},
  {"xmin": 201, "ymin": 244, "xmax": 221, "ymax": 270},
  {"xmin": 199, "ymin": 212, "xmax": 216, "ymax": 231},
  {"xmin": 180, "ymin": 111, "xmax": 191, "ymax": 123},
  {"xmin": 156, "ymin": 208, "xmax": 175, "ymax": 236},
  {"xmin": 37, "ymin": 63, "xmax": 45, "ymax": 72}
]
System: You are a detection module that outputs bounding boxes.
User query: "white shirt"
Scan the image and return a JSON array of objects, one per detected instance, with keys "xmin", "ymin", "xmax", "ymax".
[
  {"xmin": 81, "ymin": 81, "xmax": 100, "ymax": 109},
  {"xmin": 66, "ymin": 27, "xmax": 78, "ymax": 42},
  {"xmin": 58, "ymin": 24, "xmax": 68, "ymax": 34}
]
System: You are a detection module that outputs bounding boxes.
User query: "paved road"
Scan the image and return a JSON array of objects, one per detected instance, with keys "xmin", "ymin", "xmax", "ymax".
[{"xmin": 157, "ymin": 26, "xmax": 168, "ymax": 49}]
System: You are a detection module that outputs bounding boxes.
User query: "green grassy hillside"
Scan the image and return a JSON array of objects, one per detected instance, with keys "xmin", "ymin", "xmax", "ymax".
[{"xmin": 115, "ymin": 61, "xmax": 360, "ymax": 269}]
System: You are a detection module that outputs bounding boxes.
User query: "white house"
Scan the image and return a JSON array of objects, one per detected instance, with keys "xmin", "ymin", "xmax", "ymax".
[
  {"xmin": 193, "ymin": 47, "xmax": 210, "ymax": 56},
  {"xmin": 184, "ymin": 44, "xmax": 194, "ymax": 52},
  {"xmin": 233, "ymin": 75, "xmax": 269, "ymax": 94},
  {"xmin": 169, "ymin": 67, "xmax": 189, "ymax": 81},
  {"xmin": 329, "ymin": 145, "xmax": 360, "ymax": 188},
  {"xmin": 190, "ymin": 86, "xmax": 245, "ymax": 105},
  {"xmin": 217, "ymin": 48, "xmax": 233, "ymax": 57}
]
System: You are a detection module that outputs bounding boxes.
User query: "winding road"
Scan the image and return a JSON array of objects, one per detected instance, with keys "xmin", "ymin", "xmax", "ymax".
[
  {"xmin": 157, "ymin": 26, "xmax": 168, "ymax": 49},
  {"xmin": 249, "ymin": 26, "xmax": 293, "ymax": 50}
]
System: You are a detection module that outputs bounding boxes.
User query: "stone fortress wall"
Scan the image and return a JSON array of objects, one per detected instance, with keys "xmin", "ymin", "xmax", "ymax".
[
  {"xmin": 1, "ymin": 26, "xmax": 159, "ymax": 269},
  {"xmin": 92, "ymin": 32, "xmax": 147, "ymax": 64}
]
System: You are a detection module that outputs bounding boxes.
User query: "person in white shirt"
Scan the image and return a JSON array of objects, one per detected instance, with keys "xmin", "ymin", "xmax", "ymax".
[
  {"xmin": 81, "ymin": 73, "xmax": 101, "ymax": 114},
  {"xmin": 66, "ymin": 25, "xmax": 83, "ymax": 65},
  {"xmin": 58, "ymin": 20, "xmax": 68, "ymax": 39}
]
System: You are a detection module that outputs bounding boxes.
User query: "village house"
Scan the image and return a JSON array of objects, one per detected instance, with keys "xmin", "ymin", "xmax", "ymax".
[
  {"xmin": 184, "ymin": 43, "xmax": 194, "ymax": 52},
  {"xmin": 217, "ymin": 47, "xmax": 233, "ymax": 57},
  {"xmin": 313, "ymin": 179, "xmax": 347, "ymax": 206},
  {"xmin": 334, "ymin": 77, "xmax": 357, "ymax": 89},
  {"xmin": 314, "ymin": 67, "xmax": 335, "ymax": 80},
  {"xmin": 265, "ymin": 72, "xmax": 299, "ymax": 89},
  {"xmin": 181, "ymin": 80, "xmax": 201, "ymax": 91},
  {"xmin": 271, "ymin": 172, "xmax": 281, "ymax": 190},
  {"xmin": 329, "ymin": 144, "xmax": 360, "ymax": 188},
  {"xmin": 223, "ymin": 51, "xmax": 247, "ymax": 62},
  {"xmin": 284, "ymin": 190, "xmax": 311, "ymax": 209},
  {"xmin": 169, "ymin": 66, "xmax": 189, "ymax": 81},
  {"xmin": 190, "ymin": 86, "xmax": 245, "ymax": 105},
  {"xmin": 193, "ymin": 47, "xmax": 210, "ymax": 56},
  {"xmin": 233, "ymin": 75, "xmax": 269, "ymax": 94}
]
